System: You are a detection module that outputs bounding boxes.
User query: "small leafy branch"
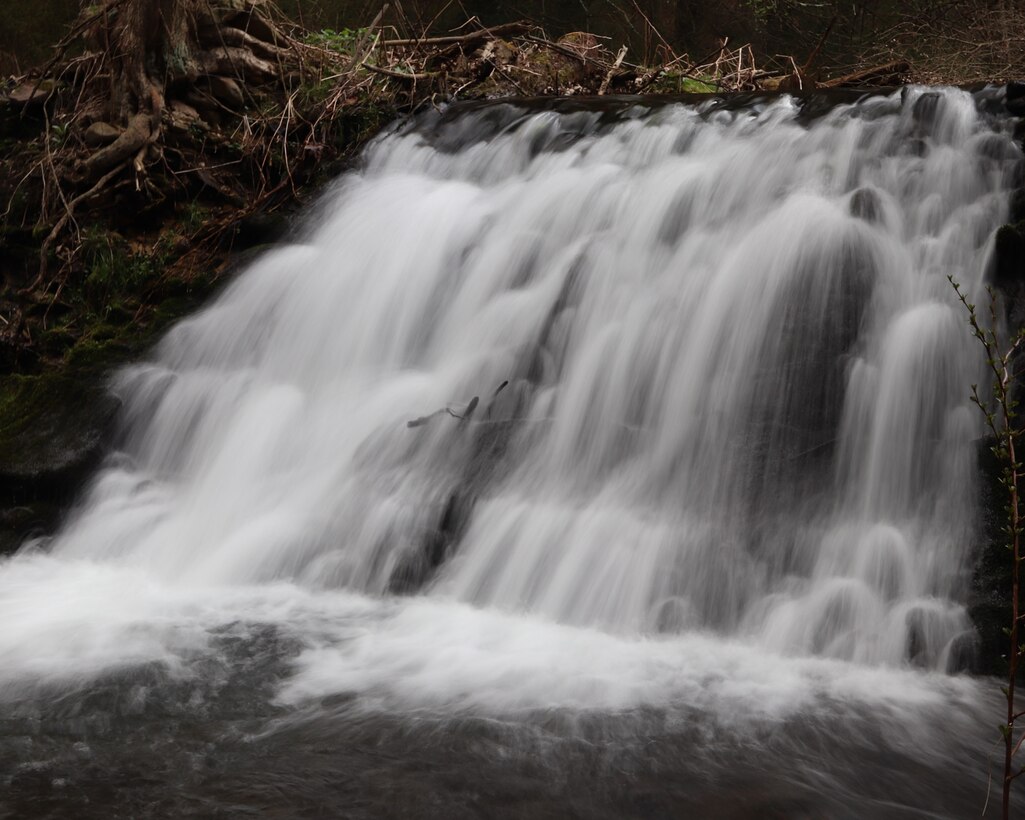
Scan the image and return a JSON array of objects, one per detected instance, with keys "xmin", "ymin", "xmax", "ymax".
[{"xmin": 950, "ymin": 275, "xmax": 1025, "ymax": 819}]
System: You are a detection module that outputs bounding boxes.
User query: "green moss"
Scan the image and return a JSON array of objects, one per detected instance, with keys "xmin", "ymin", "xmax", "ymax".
[
  {"xmin": 36, "ymin": 324, "xmax": 77, "ymax": 358},
  {"xmin": 0, "ymin": 372, "xmax": 115, "ymax": 478},
  {"xmin": 649, "ymin": 72, "xmax": 717, "ymax": 94},
  {"xmin": 678, "ymin": 77, "xmax": 717, "ymax": 93}
]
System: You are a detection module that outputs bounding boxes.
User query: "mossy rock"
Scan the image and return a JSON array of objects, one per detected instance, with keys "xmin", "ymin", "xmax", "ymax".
[{"xmin": 0, "ymin": 372, "xmax": 120, "ymax": 502}]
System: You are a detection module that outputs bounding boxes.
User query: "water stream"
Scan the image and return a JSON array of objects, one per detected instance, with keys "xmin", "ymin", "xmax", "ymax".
[{"xmin": 1, "ymin": 86, "xmax": 1021, "ymax": 818}]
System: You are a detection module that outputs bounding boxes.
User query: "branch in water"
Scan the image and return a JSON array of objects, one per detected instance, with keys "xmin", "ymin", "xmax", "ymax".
[{"xmin": 407, "ymin": 381, "xmax": 508, "ymax": 428}]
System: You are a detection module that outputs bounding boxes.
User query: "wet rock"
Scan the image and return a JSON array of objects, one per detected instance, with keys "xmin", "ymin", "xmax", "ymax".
[
  {"xmin": 849, "ymin": 187, "xmax": 882, "ymax": 223},
  {"xmin": 221, "ymin": 211, "xmax": 290, "ymax": 251},
  {"xmin": 0, "ymin": 374, "xmax": 120, "ymax": 508},
  {"xmin": 991, "ymin": 222, "xmax": 1025, "ymax": 290},
  {"xmin": 84, "ymin": 122, "xmax": 122, "ymax": 148},
  {"xmin": 944, "ymin": 630, "xmax": 979, "ymax": 674},
  {"xmin": 0, "ymin": 502, "xmax": 58, "ymax": 554},
  {"xmin": 1007, "ymin": 81, "xmax": 1025, "ymax": 117},
  {"xmin": 911, "ymin": 91, "xmax": 941, "ymax": 128}
]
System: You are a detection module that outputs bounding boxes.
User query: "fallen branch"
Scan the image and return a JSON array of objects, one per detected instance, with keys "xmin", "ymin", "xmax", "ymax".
[
  {"xmin": 822, "ymin": 60, "xmax": 912, "ymax": 88},
  {"xmin": 599, "ymin": 45, "xmax": 628, "ymax": 95},
  {"xmin": 361, "ymin": 61, "xmax": 436, "ymax": 81},
  {"xmin": 29, "ymin": 159, "xmax": 131, "ymax": 293},
  {"xmin": 378, "ymin": 21, "xmax": 532, "ymax": 49}
]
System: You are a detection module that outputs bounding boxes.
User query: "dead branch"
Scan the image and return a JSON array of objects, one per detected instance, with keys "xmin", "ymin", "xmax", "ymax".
[
  {"xmin": 378, "ymin": 21, "xmax": 533, "ymax": 49},
  {"xmin": 599, "ymin": 45, "xmax": 628, "ymax": 96},
  {"xmin": 29, "ymin": 159, "xmax": 132, "ymax": 293}
]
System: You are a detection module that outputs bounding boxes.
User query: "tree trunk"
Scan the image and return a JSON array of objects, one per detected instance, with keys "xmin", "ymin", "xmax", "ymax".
[{"xmin": 106, "ymin": 0, "xmax": 202, "ymax": 124}]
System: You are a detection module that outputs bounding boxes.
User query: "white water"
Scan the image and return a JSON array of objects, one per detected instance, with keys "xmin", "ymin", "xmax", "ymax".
[{"xmin": 1, "ymin": 88, "xmax": 1021, "ymax": 725}]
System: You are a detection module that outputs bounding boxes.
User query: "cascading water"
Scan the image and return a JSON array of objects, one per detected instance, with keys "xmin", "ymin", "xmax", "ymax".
[{"xmin": 1, "ymin": 86, "xmax": 1022, "ymax": 818}]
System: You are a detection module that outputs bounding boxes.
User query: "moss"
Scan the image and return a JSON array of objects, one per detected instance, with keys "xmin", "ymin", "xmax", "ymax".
[
  {"xmin": 0, "ymin": 372, "xmax": 117, "ymax": 484},
  {"xmin": 64, "ymin": 333, "xmax": 138, "ymax": 371},
  {"xmin": 649, "ymin": 73, "xmax": 717, "ymax": 94},
  {"xmin": 678, "ymin": 77, "xmax": 717, "ymax": 93}
]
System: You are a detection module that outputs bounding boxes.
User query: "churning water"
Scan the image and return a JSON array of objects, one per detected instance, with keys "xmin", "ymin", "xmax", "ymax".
[{"xmin": 1, "ymin": 87, "xmax": 1022, "ymax": 818}]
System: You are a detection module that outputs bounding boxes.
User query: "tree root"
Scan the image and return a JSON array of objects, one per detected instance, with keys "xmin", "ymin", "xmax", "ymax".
[{"xmin": 79, "ymin": 113, "xmax": 151, "ymax": 181}]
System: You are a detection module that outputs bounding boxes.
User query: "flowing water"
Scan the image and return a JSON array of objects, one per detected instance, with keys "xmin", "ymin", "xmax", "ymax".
[{"xmin": 1, "ymin": 87, "xmax": 1022, "ymax": 818}]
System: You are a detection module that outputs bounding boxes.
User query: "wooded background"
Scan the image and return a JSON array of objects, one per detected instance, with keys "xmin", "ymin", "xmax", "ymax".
[{"xmin": 5, "ymin": 0, "xmax": 1025, "ymax": 82}]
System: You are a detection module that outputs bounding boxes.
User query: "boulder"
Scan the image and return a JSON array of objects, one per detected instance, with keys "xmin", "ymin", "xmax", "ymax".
[
  {"xmin": 1007, "ymin": 81, "xmax": 1025, "ymax": 116},
  {"xmin": 7, "ymin": 79, "xmax": 57, "ymax": 105},
  {"xmin": 83, "ymin": 122, "xmax": 122, "ymax": 148},
  {"xmin": 205, "ymin": 74, "xmax": 245, "ymax": 109},
  {"xmin": 0, "ymin": 374, "xmax": 120, "ymax": 503}
]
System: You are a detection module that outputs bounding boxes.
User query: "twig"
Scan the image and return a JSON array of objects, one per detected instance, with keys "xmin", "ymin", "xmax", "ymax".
[
  {"xmin": 629, "ymin": 0, "xmax": 676, "ymax": 63},
  {"xmin": 361, "ymin": 61, "xmax": 435, "ymax": 81},
  {"xmin": 378, "ymin": 21, "xmax": 532, "ymax": 48},
  {"xmin": 27, "ymin": 159, "xmax": 130, "ymax": 294}
]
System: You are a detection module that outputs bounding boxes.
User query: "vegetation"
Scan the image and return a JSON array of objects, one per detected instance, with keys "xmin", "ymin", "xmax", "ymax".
[
  {"xmin": 1, "ymin": 0, "xmax": 929, "ymax": 380},
  {"xmin": 1, "ymin": 1, "xmax": 1025, "ymax": 808},
  {"xmin": 951, "ymin": 279, "xmax": 1025, "ymax": 818}
]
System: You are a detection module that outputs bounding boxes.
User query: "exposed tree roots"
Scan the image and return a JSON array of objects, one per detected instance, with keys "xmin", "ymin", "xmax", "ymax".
[{"xmin": 0, "ymin": 0, "xmax": 920, "ymax": 371}]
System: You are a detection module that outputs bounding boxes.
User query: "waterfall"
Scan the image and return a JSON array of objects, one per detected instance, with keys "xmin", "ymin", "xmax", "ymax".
[
  {"xmin": 1, "ymin": 87, "xmax": 1020, "ymax": 716},
  {"xmin": 5, "ymin": 84, "xmax": 1023, "ymax": 819}
]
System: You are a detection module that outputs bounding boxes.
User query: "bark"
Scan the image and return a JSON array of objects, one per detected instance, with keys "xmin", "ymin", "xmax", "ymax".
[{"xmin": 106, "ymin": 0, "xmax": 202, "ymax": 123}]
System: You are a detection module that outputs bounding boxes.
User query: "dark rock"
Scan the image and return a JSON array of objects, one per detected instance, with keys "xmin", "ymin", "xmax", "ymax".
[
  {"xmin": 1007, "ymin": 82, "xmax": 1025, "ymax": 116},
  {"xmin": 911, "ymin": 91, "xmax": 941, "ymax": 128},
  {"xmin": 1010, "ymin": 189, "xmax": 1025, "ymax": 225},
  {"xmin": 990, "ymin": 222, "xmax": 1025, "ymax": 290},
  {"xmin": 222, "ymin": 211, "xmax": 290, "ymax": 251},
  {"xmin": 0, "ymin": 373, "xmax": 120, "ymax": 554},
  {"xmin": 969, "ymin": 437, "xmax": 1023, "ymax": 676},
  {"xmin": 0, "ymin": 374, "xmax": 120, "ymax": 503},
  {"xmin": 0, "ymin": 502, "xmax": 58, "ymax": 555},
  {"xmin": 945, "ymin": 630, "xmax": 980, "ymax": 674},
  {"xmin": 388, "ymin": 491, "xmax": 470, "ymax": 594},
  {"xmin": 849, "ymin": 187, "xmax": 882, "ymax": 224}
]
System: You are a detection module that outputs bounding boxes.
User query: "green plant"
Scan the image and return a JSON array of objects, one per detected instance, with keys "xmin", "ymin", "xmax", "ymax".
[
  {"xmin": 181, "ymin": 201, "xmax": 210, "ymax": 234},
  {"xmin": 950, "ymin": 276, "xmax": 1025, "ymax": 819},
  {"xmin": 80, "ymin": 226, "xmax": 159, "ymax": 313},
  {"xmin": 48, "ymin": 122, "xmax": 69, "ymax": 148},
  {"xmin": 304, "ymin": 27, "xmax": 369, "ymax": 56}
]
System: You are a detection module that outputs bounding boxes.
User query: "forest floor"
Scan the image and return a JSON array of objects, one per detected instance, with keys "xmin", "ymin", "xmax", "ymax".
[{"xmin": 0, "ymin": 0, "xmax": 931, "ymax": 380}]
